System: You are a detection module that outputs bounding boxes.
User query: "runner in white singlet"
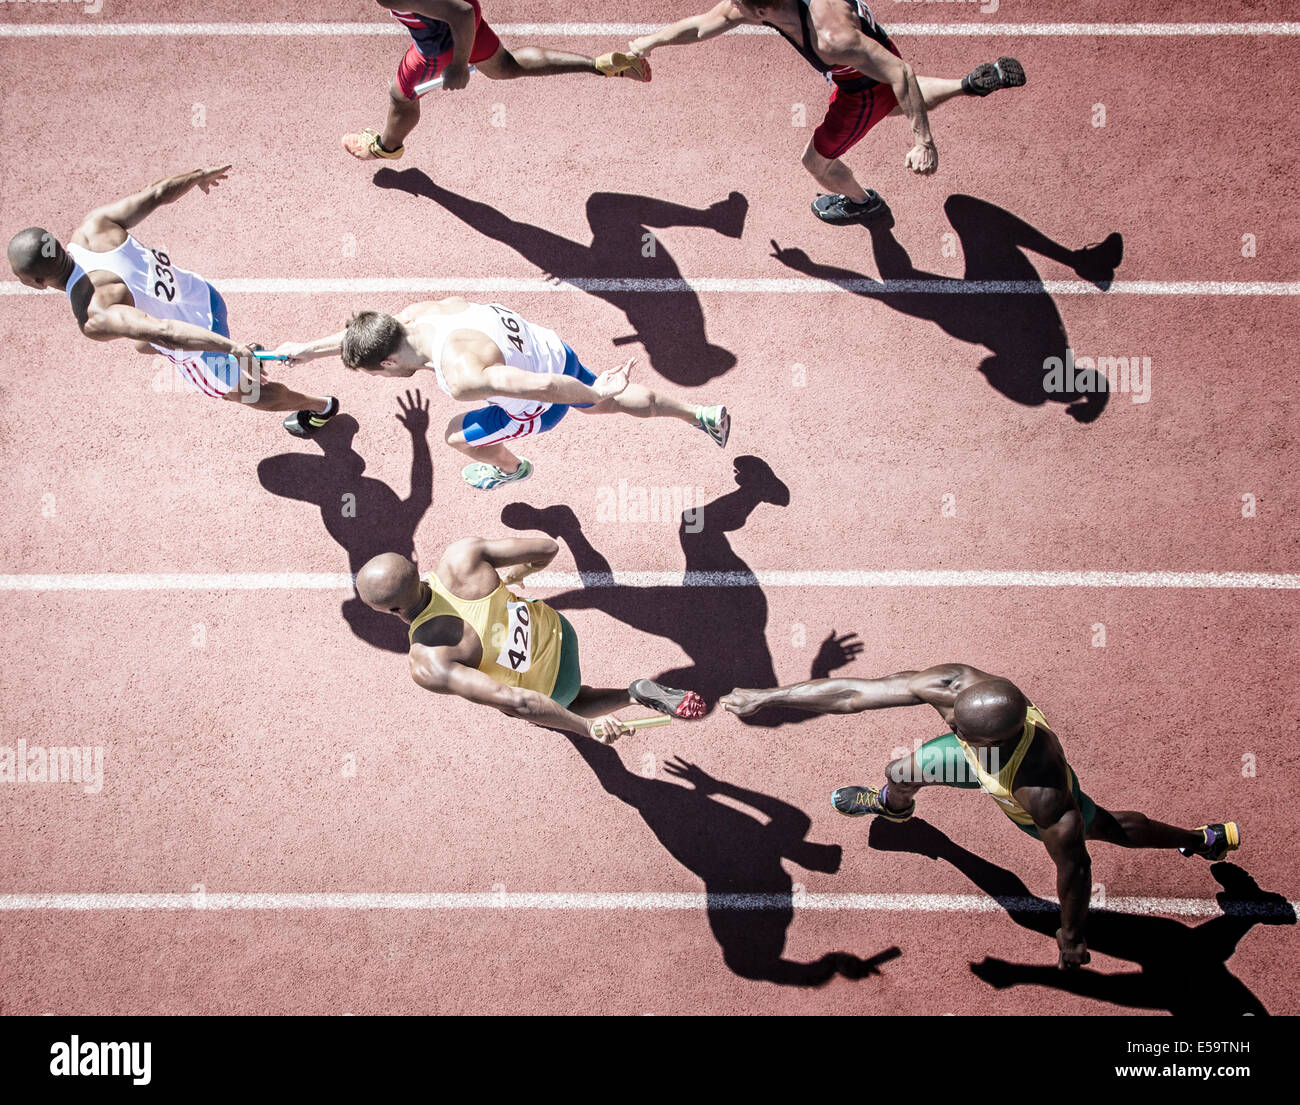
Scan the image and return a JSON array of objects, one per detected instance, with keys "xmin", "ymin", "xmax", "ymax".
[
  {"xmin": 275, "ymin": 297, "xmax": 732, "ymax": 491},
  {"xmin": 6, "ymin": 165, "xmax": 339, "ymax": 437}
]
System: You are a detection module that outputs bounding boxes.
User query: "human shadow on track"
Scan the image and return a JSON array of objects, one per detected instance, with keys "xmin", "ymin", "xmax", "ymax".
[
  {"xmin": 503, "ymin": 456, "xmax": 860, "ymax": 726},
  {"xmin": 257, "ymin": 392, "xmax": 433, "ymax": 653},
  {"xmin": 869, "ymin": 817, "xmax": 1295, "ymax": 1015},
  {"xmin": 372, "ymin": 167, "xmax": 744, "ymax": 386},
  {"xmin": 568, "ymin": 737, "xmax": 901, "ymax": 986},
  {"xmin": 771, "ymin": 194, "xmax": 1123, "ymax": 423}
]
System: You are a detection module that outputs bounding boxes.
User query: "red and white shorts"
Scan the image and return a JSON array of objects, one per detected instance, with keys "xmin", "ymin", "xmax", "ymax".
[{"xmin": 394, "ymin": 1, "xmax": 503, "ymax": 100}]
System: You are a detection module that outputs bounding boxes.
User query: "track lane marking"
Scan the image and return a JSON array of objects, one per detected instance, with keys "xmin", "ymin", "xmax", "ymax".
[
  {"xmin": 0, "ymin": 891, "xmax": 1293, "ymax": 918},
  {"xmin": 5, "ymin": 279, "xmax": 1300, "ymax": 296},
  {"xmin": 1, "ymin": 571, "xmax": 1298, "ymax": 591},
  {"xmin": 3, "ymin": 23, "xmax": 1300, "ymax": 37}
]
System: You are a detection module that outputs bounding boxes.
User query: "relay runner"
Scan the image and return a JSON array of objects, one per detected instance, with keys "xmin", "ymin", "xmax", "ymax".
[
  {"xmin": 6, "ymin": 166, "xmax": 339, "ymax": 436},
  {"xmin": 356, "ymin": 542, "xmax": 707, "ymax": 742},
  {"xmin": 275, "ymin": 297, "xmax": 730, "ymax": 490},
  {"xmin": 722, "ymin": 664, "xmax": 1240, "ymax": 969},
  {"xmin": 343, "ymin": 1, "xmax": 651, "ymax": 162},
  {"xmin": 627, "ymin": 1, "xmax": 1026, "ymax": 224}
]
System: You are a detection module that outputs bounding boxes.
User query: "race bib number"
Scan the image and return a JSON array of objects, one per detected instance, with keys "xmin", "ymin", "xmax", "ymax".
[
  {"xmin": 489, "ymin": 302, "xmax": 527, "ymax": 355},
  {"xmin": 494, "ymin": 601, "xmax": 533, "ymax": 673},
  {"xmin": 146, "ymin": 248, "xmax": 177, "ymax": 304}
]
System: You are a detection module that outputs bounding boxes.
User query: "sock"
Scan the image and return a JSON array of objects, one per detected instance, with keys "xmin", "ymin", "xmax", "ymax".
[
  {"xmin": 307, "ymin": 397, "xmax": 338, "ymax": 426},
  {"xmin": 376, "ymin": 136, "xmax": 400, "ymax": 153}
]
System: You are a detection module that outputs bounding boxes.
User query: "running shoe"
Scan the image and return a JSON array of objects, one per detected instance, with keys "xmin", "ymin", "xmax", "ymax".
[
  {"xmin": 462, "ymin": 458, "xmax": 534, "ymax": 491},
  {"xmin": 962, "ymin": 57, "xmax": 1026, "ymax": 97},
  {"xmin": 283, "ymin": 396, "xmax": 340, "ymax": 438},
  {"xmin": 1179, "ymin": 822, "xmax": 1241, "ymax": 861},
  {"xmin": 629, "ymin": 679, "xmax": 707, "ymax": 719},
  {"xmin": 831, "ymin": 784, "xmax": 915, "ymax": 822},
  {"xmin": 696, "ymin": 405, "xmax": 730, "ymax": 447}
]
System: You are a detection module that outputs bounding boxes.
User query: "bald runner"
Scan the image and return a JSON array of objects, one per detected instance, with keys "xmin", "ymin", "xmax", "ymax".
[
  {"xmin": 721, "ymin": 664, "xmax": 1240, "ymax": 970},
  {"xmin": 7, "ymin": 166, "xmax": 339, "ymax": 437},
  {"xmin": 357, "ymin": 539, "xmax": 707, "ymax": 742}
]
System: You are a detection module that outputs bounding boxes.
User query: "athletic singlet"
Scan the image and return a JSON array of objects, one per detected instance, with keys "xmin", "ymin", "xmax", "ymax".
[
  {"xmin": 408, "ymin": 573, "xmax": 564, "ymax": 696},
  {"xmin": 388, "ymin": 8, "xmax": 454, "ymax": 58},
  {"xmin": 953, "ymin": 704, "xmax": 1079, "ymax": 828},
  {"xmin": 65, "ymin": 236, "xmax": 216, "ymax": 363},
  {"xmin": 764, "ymin": 0, "xmax": 893, "ymax": 91},
  {"xmin": 414, "ymin": 302, "xmax": 570, "ymax": 423}
]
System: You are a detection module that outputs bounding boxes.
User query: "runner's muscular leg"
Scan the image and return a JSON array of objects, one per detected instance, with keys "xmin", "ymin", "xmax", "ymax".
[
  {"xmin": 476, "ymin": 42, "xmax": 599, "ymax": 79},
  {"xmin": 888, "ymin": 75, "xmax": 965, "ymax": 115},
  {"xmin": 1086, "ymin": 807, "xmax": 1205, "ymax": 851},
  {"xmin": 800, "ymin": 140, "xmax": 870, "ymax": 204},
  {"xmin": 444, "ymin": 411, "xmax": 522, "ymax": 472},
  {"xmin": 574, "ymin": 382, "xmax": 700, "ymax": 425},
  {"xmin": 381, "ymin": 80, "xmax": 421, "ymax": 151}
]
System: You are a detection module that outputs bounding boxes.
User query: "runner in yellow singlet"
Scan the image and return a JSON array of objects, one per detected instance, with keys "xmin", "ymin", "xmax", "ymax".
[
  {"xmin": 721, "ymin": 664, "xmax": 1240, "ymax": 970},
  {"xmin": 355, "ymin": 537, "xmax": 706, "ymax": 744}
]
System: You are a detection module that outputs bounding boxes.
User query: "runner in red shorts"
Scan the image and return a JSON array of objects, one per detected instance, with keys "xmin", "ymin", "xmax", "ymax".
[
  {"xmin": 629, "ymin": 1, "xmax": 1026, "ymax": 225},
  {"xmin": 344, "ymin": 1, "xmax": 652, "ymax": 162}
]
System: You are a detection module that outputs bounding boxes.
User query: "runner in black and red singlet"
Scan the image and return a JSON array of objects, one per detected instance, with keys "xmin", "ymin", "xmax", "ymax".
[
  {"xmin": 343, "ymin": 1, "xmax": 652, "ymax": 163},
  {"xmin": 629, "ymin": 1, "xmax": 1026, "ymax": 224}
]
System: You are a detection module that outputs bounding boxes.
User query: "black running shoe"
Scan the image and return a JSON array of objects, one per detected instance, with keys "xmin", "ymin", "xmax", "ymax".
[
  {"xmin": 1179, "ymin": 822, "xmax": 1240, "ymax": 861},
  {"xmin": 962, "ymin": 57, "xmax": 1026, "ymax": 97},
  {"xmin": 284, "ymin": 396, "xmax": 340, "ymax": 438},
  {"xmin": 811, "ymin": 190, "xmax": 890, "ymax": 226},
  {"xmin": 831, "ymin": 784, "xmax": 915, "ymax": 822},
  {"xmin": 629, "ymin": 679, "xmax": 707, "ymax": 719}
]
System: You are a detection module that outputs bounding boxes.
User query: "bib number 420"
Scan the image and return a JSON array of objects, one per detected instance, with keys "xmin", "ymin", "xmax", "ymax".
[{"xmin": 495, "ymin": 601, "xmax": 533, "ymax": 673}]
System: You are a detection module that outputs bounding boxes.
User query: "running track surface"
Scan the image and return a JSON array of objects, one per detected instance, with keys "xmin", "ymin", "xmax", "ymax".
[{"xmin": 0, "ymin": 1, "xmax": 1297, "ymax": 1015}]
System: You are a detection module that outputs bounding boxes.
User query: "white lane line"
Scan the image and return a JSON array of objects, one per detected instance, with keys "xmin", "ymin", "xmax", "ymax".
[
  {"xmin": 0, "ymin": 891, "xmax": 1292, "ymax": 918},
  {"xmin": 1, "ymin": 570, "xmax": 1298, "ymax": 592},
  {"xmin": 4, "ymin": 278, "xmax": 1300, "ymax": 297},
  {"xmin": 2, "ymin": 23, "xmax": 1299, "ymax": 38}
]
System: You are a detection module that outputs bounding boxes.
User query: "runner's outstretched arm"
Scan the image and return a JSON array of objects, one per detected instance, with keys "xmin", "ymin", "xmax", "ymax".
[
  {"xmin": 410, "ymin": 648, "xmax": 628, "ymax": 742},
  {"xmin": 811, "ymin": 8, "xmax": 936, "ymax": 172},
  {"xmin": 628, "ymin": 0, "xmax": 754, "ymax": 55},
  {"xmin": 443, "ymin": 352, "xmax": 626, "ymax": 406},
  {"xmin": 1027, "ymin": 790, "xmax": 1093, "ymax": 969},
  {"xmin": 85, "ymin": 166, "xmax": 232, "ymax": 233},
  {"xmin": 83, "ymin": 302, "xmax": 247, "ymax": 355},
  {"xmin": 721, "ymin": 664, "xmax": 980, "ymax": 717}
]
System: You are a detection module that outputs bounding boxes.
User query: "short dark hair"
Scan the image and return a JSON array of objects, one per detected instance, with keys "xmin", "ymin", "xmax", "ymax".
[
  {"xmin": 7, "ymin": 227, "xmax": 64, "ymax": 280},
  {"xmin": 341, "ymin": 311, "xmax": 404, "ymax": 370}
]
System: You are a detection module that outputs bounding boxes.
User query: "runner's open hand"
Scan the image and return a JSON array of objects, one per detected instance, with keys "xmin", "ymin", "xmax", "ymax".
[
  {"xmin": 197, "ymin": 165, "xmax": 232, "ymax": 194},
  {"xmin": 593, "ymin": 357, "xmax": 634, "ymax": 399}
]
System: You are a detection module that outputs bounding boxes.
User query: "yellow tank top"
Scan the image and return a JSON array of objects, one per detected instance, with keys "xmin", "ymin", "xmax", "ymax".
[
  {"xmin": 954, "ymin": 704, "xmax": 1053, "ymax": 827},
  {"xmin": 408, "ymin": 573, "xmax": 563, "ymax": 696}
]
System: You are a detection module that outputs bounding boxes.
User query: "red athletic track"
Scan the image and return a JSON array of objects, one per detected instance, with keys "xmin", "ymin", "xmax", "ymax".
[{"xmin": 1, "ymin": 1, "xmax": 1297, "ymax": 1016}]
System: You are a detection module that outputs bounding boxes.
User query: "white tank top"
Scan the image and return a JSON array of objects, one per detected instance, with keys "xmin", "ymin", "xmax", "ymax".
[
  {"xmin": 65, "ymin": 235, "xmax": 215, "ymax": 360},
  {"xmin": 416, "ymin": 302, "xmax": 570, "ymax": 422}
]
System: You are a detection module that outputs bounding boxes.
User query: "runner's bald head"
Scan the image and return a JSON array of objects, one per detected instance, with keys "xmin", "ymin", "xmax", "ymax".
[
  {"xmin": 356, "ymin": 553, "xmax": 422, "ymax": 616},
  {"xmin": 8, "ymin": 227, "xmax": 66, "ymax": 286},
  {"xmin": 952, "ymin": 679, "xmax": 1028, "ymax": 743}
]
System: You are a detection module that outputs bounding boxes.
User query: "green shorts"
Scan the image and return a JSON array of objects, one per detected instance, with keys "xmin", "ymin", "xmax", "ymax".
[
  {"xmin": 548, "ymin": 614, "xmax": 582, "ymax": 708},
  {"xmin": 912, "ymin": 732, "xmax": 1098, "ymax": 841}
]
